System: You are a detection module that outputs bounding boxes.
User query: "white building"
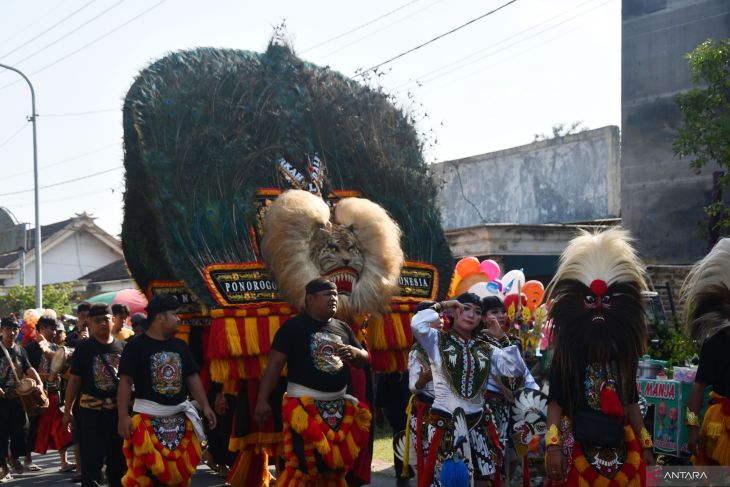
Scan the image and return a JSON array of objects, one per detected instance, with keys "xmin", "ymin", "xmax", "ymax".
[{"xmin": 0, "ymin": 212, "xmax": 125, "ymax": 289}]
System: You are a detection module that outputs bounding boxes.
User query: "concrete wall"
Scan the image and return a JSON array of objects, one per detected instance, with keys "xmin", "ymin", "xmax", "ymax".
[
  {"xmin": 622, "ymin": 0, "xmax": 730, "ymax": 264},
  {"xmin": 432, "ymin": 126, "xmax": 620, "ymax": 231},
  {"xmin": 6, "ymin": 230, "xmax": 121, "ymax": 286}
]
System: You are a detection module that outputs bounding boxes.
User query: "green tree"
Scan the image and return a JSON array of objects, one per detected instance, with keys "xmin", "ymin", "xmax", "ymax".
[
  {"xmin": 533, "ymin": 121, "xmax": 588, "ymax": 142},
  {"xmin": 0, "ymin": 283, "xmax": 76, "ymax": 316},
  {"xmin": 673, "ymin": 38, "xmax": 730, "ymax": 236}
]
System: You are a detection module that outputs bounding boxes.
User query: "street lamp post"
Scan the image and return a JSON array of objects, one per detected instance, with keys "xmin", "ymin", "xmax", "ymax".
[{"xmin": 0, "ymin": 63, "xmax": 42, "ymax": 308}]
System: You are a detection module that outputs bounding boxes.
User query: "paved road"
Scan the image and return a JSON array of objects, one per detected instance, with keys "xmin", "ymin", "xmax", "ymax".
[{"xmin": 4, "ymin": 451, "xmax": 397, "ymax": 486}]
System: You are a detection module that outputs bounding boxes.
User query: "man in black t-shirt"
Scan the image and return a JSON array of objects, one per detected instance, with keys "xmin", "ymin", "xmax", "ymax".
[
  {"xmin": 254, "ymin": 278, "xmax": 371, "ymax": 486},
  {"xmin": 682, "ymin": 238, "xmax": 730, "ymax": 465},
  {"xmin": 117, "ymin": 295, "xmax": 215, "ymax": 486},
  {"xmin": 0, "ymin": 316, "xmax": 42, "ymax": 482},
  {"xmin": 62, "ymin": 303, "xmax": 126, "ymax": 487}
]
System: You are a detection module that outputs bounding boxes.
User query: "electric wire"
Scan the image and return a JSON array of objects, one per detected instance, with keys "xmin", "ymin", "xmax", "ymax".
[
  {"xmin": 41, "ymin": 108, "xmax": 118, "ymax": 117},
  {"xmin": 6, "ymin": 0, "xmax": 126, "ymax": 68},
  {"xmin": 355, "ymin": 0, "xmax": 519, "ymax": 77},
  {"xmin": 0, "ymin": 1, "xmax": 67, "ymax": 48},
  {"xmin": 0, "ymin": 166, "xmax": 122, "ymax": 196},
  {"xmin": 314, "ymin": 0, "xmax": 445, "ymax": 62},
  {"xmin": 301, "ymin": 0, "xmax": 422, "ymax": 54},
  {"xmin": 397, "ymin": 0, "xmax": 611, "ymax": 92},
  {"xmin": 3, "ymin": 143, "xmax": 119, "ymax": 180},
  {"xmin": 8, "ymin": 187, "xmax": 119, "ymax": 208},
  {"xmin": 0, "ymin": 0, "xmax": 98, "ymax": 59},
  {"xmin": 0, "ymin": 123, "xmax": 29, "ymax": 150},
  {"xmin": 0, "ymin": 0, "xmax": 167, "ymax": 91}
]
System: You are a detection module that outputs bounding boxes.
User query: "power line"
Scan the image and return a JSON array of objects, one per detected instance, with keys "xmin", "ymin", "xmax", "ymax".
[
  {"xmin": 0, "ymin": 166, "xmax": 122, "ymax": 197},
  {"xmin": 0, "ymin": 0, "xmax": 98, "ymax": 59},
  {"xmin": 0, "ymin": 0, "xmax": 168, "ymax": 91},
  {"xmin": 6, "ymin": 0, "xmax": 126, "ymax": 68},
  {"xmin": 314, "ymin": 0, "xmax": 445, "ymax": 62},
  {"xmin": 0, "ymin": 1, "xmax": 67, "ymax": 48},
  {"xmin": 0, "ymin": 123, "xmax": 29, "ymax": 150},
  {"xmin": 397, "ymin": 0, "xmax": 609, "ymax": 92},
  {"xmin": 355, "ymin": 0, "xmax": 519, "ymax": 77},
  {"xmin": 3, "ymin": 143, "xmax": 119, "ymax": 180},
  {"xmin": 41, "ymin": 107, "xmax": 118, "ymax": 117},
  {"xmin": 301, "ymin": 0, "xmax": 422, "ymax": 54},
  {"xmin": 623, "ymin": 10, "xmax": 730, "ymax": 41},
  {"xmin": 9, "ymin": 186, "xmax": 119, "ymax": 208},
  {"xmin": 415, "ymin": 0, "xmax": 612, "ymax": 94}
]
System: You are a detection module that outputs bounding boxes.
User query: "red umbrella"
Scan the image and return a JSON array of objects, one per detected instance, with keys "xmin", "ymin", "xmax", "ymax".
[
  {"xmin": 88, "ymin": 288, "xmax": 148, "ymax": 316},
  {"xmin": 113, "ymin": 289, "xmax": 148, "ymax": 316}
]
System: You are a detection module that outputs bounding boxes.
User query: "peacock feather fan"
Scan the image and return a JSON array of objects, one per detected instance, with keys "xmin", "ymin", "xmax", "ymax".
[{"xmin": 122, "ymin": 40, "xmax": 453, "ymax": 306}]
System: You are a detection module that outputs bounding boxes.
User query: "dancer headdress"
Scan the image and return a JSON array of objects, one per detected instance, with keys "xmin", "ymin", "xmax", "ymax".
[
  {"xmin": 681, "ymin": 238, "xmax": 730, "ymax": 344},
  {"xmin": 547, "ymin": 227, "xmax": 648, "ymax": 417}
]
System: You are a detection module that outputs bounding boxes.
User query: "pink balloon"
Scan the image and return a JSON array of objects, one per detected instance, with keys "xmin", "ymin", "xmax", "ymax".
[{"xmin": 479, "ymin": 259, "xmax": 500, "ymax": 281}]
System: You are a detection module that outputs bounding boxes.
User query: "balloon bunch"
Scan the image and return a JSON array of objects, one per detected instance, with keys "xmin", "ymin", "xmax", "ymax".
[{"xmin": 448, "ymin": 257, "xmax": 549, "ymax": 358}]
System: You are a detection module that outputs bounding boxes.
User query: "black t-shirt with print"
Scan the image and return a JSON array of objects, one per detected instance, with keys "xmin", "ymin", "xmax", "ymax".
[
  {"xmin": 271, "ymin": 313, "xmax": 363, "ymax": 393},
  {"xmin": 0, "ymin": 343, "xmax": 31, "ymax": 393},
  {"xmin": 118, "ymin": 334, "xmax": 199, "ymax": 406},
  {"xmin": 69, "ymin": 337, "xmax": 125, "ymax": 399},
  {"xmin": 695, "ymin": 330, "xmax": 730, "ymax": 397},
  {"xmin": 26, "ymin": 340, "xmax": 58, "ymax": 389}
]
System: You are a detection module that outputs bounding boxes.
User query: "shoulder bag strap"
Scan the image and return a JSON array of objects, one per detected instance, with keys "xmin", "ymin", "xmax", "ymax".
[
  {"xmin": 90, "ymin": 339, "xmax": 120, "ymax": 385},
  {"xmin": 0, "ymin": 342, "xmax": 21, "ymax": 383}
]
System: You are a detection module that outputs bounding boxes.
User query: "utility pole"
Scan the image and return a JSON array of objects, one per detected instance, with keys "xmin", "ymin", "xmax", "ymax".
[{"xmin": 0, "ymin": 63, "xmax": 42, "ymax": 307}]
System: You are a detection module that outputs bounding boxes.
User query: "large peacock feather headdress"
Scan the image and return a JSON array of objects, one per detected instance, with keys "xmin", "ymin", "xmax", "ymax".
[{"xmin": 121, "ymin": 41, "xmax": 453, "ymax": 310}]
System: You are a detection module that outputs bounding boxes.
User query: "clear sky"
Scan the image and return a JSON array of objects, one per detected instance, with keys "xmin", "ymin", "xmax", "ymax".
[{"xmin": 0, "ymin": 0, "xmax": 620, "ymax": 236}]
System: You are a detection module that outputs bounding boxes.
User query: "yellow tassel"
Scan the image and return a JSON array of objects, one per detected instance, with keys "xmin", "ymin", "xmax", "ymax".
[
  {"xmin": 244, "ymin": 317, "xmax": 260, "ymax": 355},
  {"xmin": 236, "ymin": 360, "xmax": 245, "ymax": 377},
  {"xmin": 354, "ymin": 407, "xmax": 373, "ymax": 430},
  {"xmin": 290, "ymin": 406, "xmax": 310, "ymax": 433},
  {"xmin": 224, "ymin": 318, "xmax": 242, "ymax": 356},
  {"xmin": 401, "ymin": 394, "xmax": 415, "ymax": 478},
  {"xmin": 268, "ymin": 316, "xmax": 279, "ymax": 346},
  {"xmin": 210, "ymin": 359, "xmax": 229, "ymax": 383},
  {"xmin": 614, "ymin": 472, "xmax": 628, "ymax": 485},
  {"xmin": 331, "ymin": 446, "xmax": 344, "ymax": 468},
  {"xmin": 391, "ymin": 313, "xmax": 407, "ymax": 348},
  {"xmin": 314, "ymin": 437, "xmax": 332, "ymax": 455},
  {"xmin": 345, "ymin": 435, "xmax": 358, "ymax": 456},
  {"xmin": 368, "ymin": 316, "xmax": 387, "ymax": 350}
]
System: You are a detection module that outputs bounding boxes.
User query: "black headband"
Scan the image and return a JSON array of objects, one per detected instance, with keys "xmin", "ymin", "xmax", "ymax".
[
  {"xmin": 89, "ymin": 303, "xmax": 111, "ymax": 317},
  {"xmin": 305, "ymin": 278, "xmax": 337, "ymax": 295},
  {"xmin": 146, "ymin": 295, "xmax": 180, "ymax": 315}
]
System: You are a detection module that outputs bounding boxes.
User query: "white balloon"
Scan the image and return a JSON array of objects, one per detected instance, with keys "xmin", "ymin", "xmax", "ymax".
[
  {"xmin": 502, "ymin": 269, "xmax": 526, "ymax": 295},
  {"xmin": 468, "ymin": 282, "xmax": 493, "ymax": 298}
]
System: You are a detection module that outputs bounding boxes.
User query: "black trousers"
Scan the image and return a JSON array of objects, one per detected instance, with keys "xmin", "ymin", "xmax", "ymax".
[
  {"xmin": 0, "ymin": 398, "xmax": 26, "ymax": 465},
  {"xmin": 77, "ymin": 407, "xmax": 125, "ymax": 487},
  {"xmin": 205, "ymin": 391, "xmax": 237, "ymax": 468},
  {"xmin": 375, "ymin": 372, "xmax": 413, "ymax": 481}
]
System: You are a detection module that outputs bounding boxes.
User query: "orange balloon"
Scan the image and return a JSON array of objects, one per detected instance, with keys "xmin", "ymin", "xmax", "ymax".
[
  {"xmin": 455, "ymin": 257, "xmax": 480, "ymax": 277},
  {"xmin": 523, "ymin": 280, "xmax": 545, "ymax": 311},
  {"xmin": 454, "ymin": 273, "xmax": 488, "ymax": 296}
]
